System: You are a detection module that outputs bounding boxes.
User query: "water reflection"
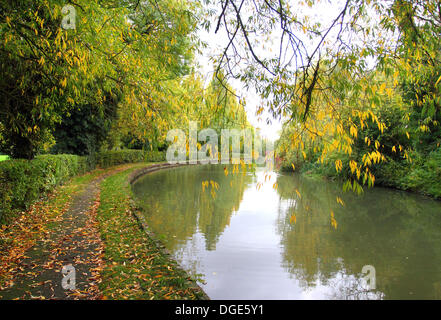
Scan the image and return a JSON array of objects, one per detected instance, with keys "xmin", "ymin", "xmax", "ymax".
[
  {"xmin": 132, "ymin": 165, "xmax": 441, "ymax": 299},
  {"xmin": 276, "ymin": 174, "xmax": 441, "ymax": 299},
  {"xmin": 132, "ymin": 165, "xmax": 253, "ymax": 251}
]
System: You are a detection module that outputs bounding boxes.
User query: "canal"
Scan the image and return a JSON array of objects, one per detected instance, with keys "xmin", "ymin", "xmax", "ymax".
[{"xmin": 132, "ymin": 165, "xmax": 441, "ymax": 299}]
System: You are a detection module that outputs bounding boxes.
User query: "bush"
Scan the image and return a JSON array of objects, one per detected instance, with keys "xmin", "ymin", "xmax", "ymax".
[
  {"xmin": 0, "ymin": 154, "xmax": 89, "ymax": 223},
  {"xmin": 0, "ymin": 149, "xmax": 166, "ymax": 224},
  {"xmin": 95, "ymin": 149, "xmax": 166, "ymax": 167},
  {"xmin": 95, "ymin": 150, "xmax": 145, "ymax": 168},
  {"xmin": 401, "ymin": 149, "xmax": 441, "ymax": 198},
  {"xmin": 144, "ymin": 150, "xmax": 166, "ymax": 162}
]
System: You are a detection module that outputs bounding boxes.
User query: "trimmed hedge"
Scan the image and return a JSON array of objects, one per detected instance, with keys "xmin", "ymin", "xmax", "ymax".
[
  {"xmin": 144, "ymin": 150, "xmax": 166, "ymax": 162},
  {"xmin": 0, "ymin": 150, "xmax": 167, "ymax": 223},
  {"xmin": 95, "ymin": 150, "xmax": 145, "ymax": 168},
  {"xmin": 0, "ymin": 155, "xmax": 90, "ymax": 223},
  {"xmin": 95, "ymin": 150, "xmax": 166, "ymax": 168}
]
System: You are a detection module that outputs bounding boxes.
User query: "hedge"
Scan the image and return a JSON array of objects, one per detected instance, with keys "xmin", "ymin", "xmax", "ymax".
[
  {"xmin": 0, "ymin": 150, "xmax": 166, "ymax": 223},
  {"xmin": 144, "ymin": 150, "xmax": 166, "ymax": 162},
  {"xmin": 95, "ymin": 150, "xmax": 166, "ymax": 168},
  {"xmin": 95, "ymin": 149, "xmax": 145, "ymax": 168},
  {"xmin": 0, "ymin": 154, "xmax": 90, "ymax": 223}
]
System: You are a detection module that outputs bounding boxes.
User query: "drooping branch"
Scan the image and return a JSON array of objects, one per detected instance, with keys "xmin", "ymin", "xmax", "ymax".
[{"xmin": 211, "ymin": 0, "xmax": 352, "ymax": 122}]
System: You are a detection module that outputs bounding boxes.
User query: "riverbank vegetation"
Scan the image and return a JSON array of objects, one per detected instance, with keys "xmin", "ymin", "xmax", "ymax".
[{"xmin": 274, "ymin": 1, "xmax": 441, "ymax": 198}]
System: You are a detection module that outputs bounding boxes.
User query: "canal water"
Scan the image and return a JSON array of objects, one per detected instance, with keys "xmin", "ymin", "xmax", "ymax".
[{"xmin": 132, "ymin": 165, "xmax": 441, "ymax": 299}]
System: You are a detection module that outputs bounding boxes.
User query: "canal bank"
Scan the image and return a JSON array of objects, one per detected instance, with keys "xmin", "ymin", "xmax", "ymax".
[
  {"xmin": 0, "ymin": 162, "xmax": 208, "ymax": 300},
  {"xmin": 128, "ymin": 163, "xmax": 210, "ymax": 300},
  {"xmin": 96, "ymin": 162, "xmax": 209, "ymax": 300}
]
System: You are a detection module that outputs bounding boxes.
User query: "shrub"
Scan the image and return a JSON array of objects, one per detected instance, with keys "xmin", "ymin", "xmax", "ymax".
[
  {"xmin": 95, "ymin": 149, "xmax": 165, "ymax": 167},
  {"xmin": 144, "ymin": 150, "xmax": 166, "ymax": 162},
  {"xmin": 95, "ymin": 150, "xmax": 145, "ymax": 168},
  {"xmin": 0, "ymin": 154, "xmax": 89, "ymax": 223},
  {"xmin": 0, "ymin": 149, "xmax": 166, "ymax": 224},
  {"xmin": 401, "ymin": 149, "xmax": 441, "ymax": 198}
]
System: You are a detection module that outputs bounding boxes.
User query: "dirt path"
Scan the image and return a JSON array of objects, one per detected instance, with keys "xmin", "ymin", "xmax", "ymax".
[{"xmin": 0, "ymin": 168, "xmax": 124, "ymax": 300}]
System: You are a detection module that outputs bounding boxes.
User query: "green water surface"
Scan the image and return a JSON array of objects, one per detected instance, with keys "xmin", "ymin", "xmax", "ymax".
[{"xmin": 132, "ymin": 165, "xmax": 441, "ymax": 299}]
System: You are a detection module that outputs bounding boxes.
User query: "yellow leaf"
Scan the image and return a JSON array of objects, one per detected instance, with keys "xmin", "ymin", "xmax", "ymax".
[
  {"xmin": 290, "ymin": 214, "xmax": 296, "ymax": 224},
  {"xmin": 336, "ymin": 197, "xmax": 345, "ymax": 206}
]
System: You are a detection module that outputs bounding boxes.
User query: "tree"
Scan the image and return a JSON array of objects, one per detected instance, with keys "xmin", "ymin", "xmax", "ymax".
[
  {"xmin": 0, "ymin": 0, "xmax": 200, "ymax": 158},
  {"xmin": 51, "ymin": 91, "xmax": 119, "ymax": 155},
  {"xmin": 273, "ymin": 0, "xmax": 441, "ymax": 192}
]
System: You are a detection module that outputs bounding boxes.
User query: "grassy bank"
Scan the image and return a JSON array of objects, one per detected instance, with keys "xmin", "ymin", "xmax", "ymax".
[{"xmin": 96, "ymin": 164, "xmax": 206, "ymax": 300}]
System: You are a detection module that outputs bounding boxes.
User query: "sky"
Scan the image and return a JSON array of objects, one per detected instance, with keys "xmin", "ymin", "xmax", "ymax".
[
  {"xmin": 194, "ymin": 0, "xmax": 348, "ymax": 142},
  {"xmin": 196, "ymin": 24, "xmax": 283, "ymax": 142}
]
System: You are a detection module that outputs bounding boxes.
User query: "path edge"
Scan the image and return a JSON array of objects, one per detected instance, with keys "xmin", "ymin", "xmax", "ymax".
[{"xmin": 128, "ymin": 163, "xmax": 210, "ymax": 300}]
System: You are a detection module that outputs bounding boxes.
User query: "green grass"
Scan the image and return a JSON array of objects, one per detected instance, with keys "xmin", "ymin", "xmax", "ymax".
[
  {"xmin": 0, "ymin": 155, "xmax": 9, "ymax": 162},
  {"xmin": 97, "ymin": 163, "xmax": 206, "ymax": 300}
]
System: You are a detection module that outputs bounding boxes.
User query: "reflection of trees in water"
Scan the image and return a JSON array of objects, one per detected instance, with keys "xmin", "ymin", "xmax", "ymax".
[
  {"xmin": 275, "ymin": 174, "xmax": 343, "ymax": 287},
  {"xmin": 133, "ymin": 165, "xmax": 253, "ymax": 251},
  {"xmin": 325, "ymin": 271, "xmax": 384, "ymax": 300},
  {"xmin": 275, "ymin": 173, "xmax": 441, "ymax": 299},
  {"xmin": 198, "ymin": 167, "xmax": 253, "ymax": 250},
  {"xmin": 173, "ymin": 234, "xmax": 207, "ymax": 282}
]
